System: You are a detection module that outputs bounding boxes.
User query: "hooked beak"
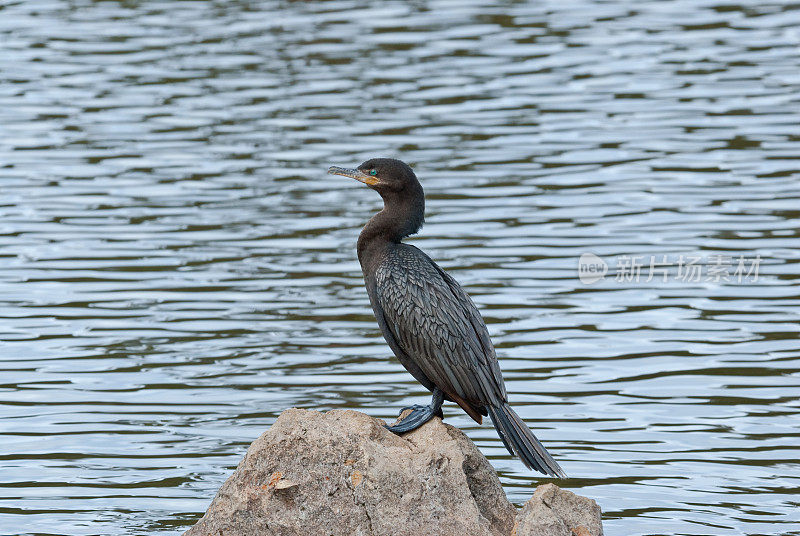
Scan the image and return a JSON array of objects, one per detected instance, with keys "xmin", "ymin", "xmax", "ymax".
[{"xmin": 327, "ymin": 166, "xmax": 379, "ymax": 186}]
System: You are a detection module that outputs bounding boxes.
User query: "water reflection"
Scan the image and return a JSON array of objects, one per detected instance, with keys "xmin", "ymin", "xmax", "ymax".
[{"xmin": 1, "ymin": 1, "xmax": 799, "ymax": 535}]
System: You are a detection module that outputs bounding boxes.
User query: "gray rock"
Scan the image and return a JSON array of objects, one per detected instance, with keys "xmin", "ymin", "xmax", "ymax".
[
  {"xmin": 184, "ymin": 408, "xmax": 603, "ymax": 536},
  {"xmin": 184, "ymin": 408, "xmax": 515, "ymax": 536},
  {"xmin": 512, "ymin": 483, "xmax": 603, "ymax": 536}
]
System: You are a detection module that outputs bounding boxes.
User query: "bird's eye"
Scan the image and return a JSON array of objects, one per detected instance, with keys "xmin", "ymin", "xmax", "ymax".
[{"xmin": 369, "ymin": 169, "xmax": 377, "ymax": 176}]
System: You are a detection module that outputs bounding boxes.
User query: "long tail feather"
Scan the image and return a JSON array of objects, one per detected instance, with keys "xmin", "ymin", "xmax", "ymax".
[{"xmin": 488, "ymin": 403, "xmax": 566, "ymax": 478}]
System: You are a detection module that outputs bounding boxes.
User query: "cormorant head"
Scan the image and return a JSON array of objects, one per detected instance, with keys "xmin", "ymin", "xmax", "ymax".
[
  {"xmin": 328, "ymin": 158, "xmax": 425, "ymax": 239},
  {"xmin": 328, "ymin": 158, "xmax": 420, "ymax": 196}
]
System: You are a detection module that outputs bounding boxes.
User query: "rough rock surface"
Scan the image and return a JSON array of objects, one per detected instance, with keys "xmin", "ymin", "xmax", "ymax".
[
  {"xmin": 184, "ymin": 408, "xmax": 516, "ymax": 536},
  {"xmin": 184, "ymin": 408, "xmax": 603, "ymax": 536},
  {"xmin": 512, "ymin": 484, "xmax": 603, "ymax": 536}
]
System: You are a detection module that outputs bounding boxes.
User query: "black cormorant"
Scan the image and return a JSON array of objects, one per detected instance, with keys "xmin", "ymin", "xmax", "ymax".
[{"xmin": 328, "ymin": 158, "xmax": 565, "ymax": 478}]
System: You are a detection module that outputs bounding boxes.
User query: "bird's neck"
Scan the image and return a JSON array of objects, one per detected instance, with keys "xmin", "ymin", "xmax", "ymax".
[{"xmin": 357, "ymin": 190, "xmax": 424, "ymax": 266}]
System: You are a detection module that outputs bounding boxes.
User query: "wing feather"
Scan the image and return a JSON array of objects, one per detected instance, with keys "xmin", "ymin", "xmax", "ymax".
[{"xmin": 375, "ymin": 244, "xmax": 506, "ymax": 408}]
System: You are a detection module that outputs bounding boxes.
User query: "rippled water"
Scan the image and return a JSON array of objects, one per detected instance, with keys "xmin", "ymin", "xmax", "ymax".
[{"xmin": 2, "ymin": 1, "xmax": 799, "ymax": 535}]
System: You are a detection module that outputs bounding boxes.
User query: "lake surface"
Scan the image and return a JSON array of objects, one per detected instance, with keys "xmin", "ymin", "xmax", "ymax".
[{"xmin": 1, "ymin": 1, "xmax": 799, "ymax": 535}]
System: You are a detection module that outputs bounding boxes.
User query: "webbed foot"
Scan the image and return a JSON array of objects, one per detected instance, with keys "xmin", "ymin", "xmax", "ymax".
[
  {"xmin": 385, "ymin": 404, "xmax": 436, "ymax": 433},
  {"xmin": 384, "ymin": 388, "xmax": 445, "ymax": 434}
]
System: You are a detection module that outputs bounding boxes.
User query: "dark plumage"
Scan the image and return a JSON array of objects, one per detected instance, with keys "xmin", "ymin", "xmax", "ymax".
[{"xmin": 328, "ymin": 158, "xmax": 565, "ymax": 478}]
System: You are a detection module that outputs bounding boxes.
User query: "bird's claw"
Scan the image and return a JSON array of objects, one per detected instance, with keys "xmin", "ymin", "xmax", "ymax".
[{"xmin": 385, "ymin": 404, "xmax": 435, "ymax": 434}]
